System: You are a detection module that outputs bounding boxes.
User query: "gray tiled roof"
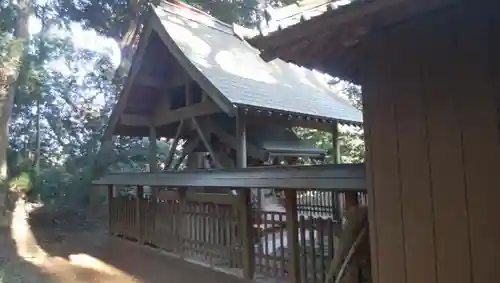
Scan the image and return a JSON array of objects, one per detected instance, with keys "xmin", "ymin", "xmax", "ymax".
[{"xmin": 153, "ymin": 2, "xmax": 363, "ymax": 124}]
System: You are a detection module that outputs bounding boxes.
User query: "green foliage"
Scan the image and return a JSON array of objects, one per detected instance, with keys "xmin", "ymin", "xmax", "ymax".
[
  {"xmin": 5, "ymin": 148, "xmax": 37, "ymax": 194},
  {"xmin": 294, "ymin": 83, "xmax": 365, "ymax": 164},
  {"xmin": 1, "ymin": 0, "xmax": 366, "ymax": 208}
]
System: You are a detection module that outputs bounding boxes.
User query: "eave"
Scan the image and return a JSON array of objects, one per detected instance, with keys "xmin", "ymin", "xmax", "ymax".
[{"xmin": 248, "ymin": 0, "xmax": 457, "ymax": 82}]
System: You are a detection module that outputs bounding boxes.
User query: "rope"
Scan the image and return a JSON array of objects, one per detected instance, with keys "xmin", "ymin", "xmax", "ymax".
[{"xmin": 333, "ymin": 224, "xmax": 368, "ymax": 283}]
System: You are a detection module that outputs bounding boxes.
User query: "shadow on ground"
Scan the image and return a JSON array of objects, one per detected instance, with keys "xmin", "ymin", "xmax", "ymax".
[
  {"xmin": 21, "ymin": 204, "xmax": 248, "ymax": 283},
  {"xmin": 0, "ymin": 227, "xmax": 54, "ymax": 283},
  {"xmin": 2, "ymin": 201, "xmax": 144, "ymax": 283}
]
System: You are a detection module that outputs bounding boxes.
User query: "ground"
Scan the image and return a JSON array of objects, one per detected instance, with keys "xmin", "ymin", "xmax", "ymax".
[{"xmin": 0, "ymin": 201, "xmax": 249, "ymax": 283}]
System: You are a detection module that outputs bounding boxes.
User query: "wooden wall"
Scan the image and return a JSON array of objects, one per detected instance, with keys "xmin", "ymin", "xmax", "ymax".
[{"xmin": 362, "ymin": 6, "xmax": 500, "ymax": 283}]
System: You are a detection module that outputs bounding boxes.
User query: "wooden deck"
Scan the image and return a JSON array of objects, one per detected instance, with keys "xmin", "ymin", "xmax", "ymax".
[{"xmin": 68, "ymin": 234, "xmax": 251, "ymax": 283}]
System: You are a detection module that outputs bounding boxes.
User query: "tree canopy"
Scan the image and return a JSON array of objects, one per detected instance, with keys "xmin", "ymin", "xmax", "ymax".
[{"xmin": 0, "ymin": 0, "xmax": 364, "ymax": 209}]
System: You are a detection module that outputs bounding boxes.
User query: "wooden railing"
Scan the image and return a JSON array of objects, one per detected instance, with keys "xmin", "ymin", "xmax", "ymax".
[
  {"xmin": 109, "ymin": 189, "xmax": 243, "ymax": 269},
  {"xmin": 99, "ymin": 164, "xmax": 367, "ymax": 283}
]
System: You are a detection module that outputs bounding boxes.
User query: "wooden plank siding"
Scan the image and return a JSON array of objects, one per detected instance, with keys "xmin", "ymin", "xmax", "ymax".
[{"xmin": 362, "ymin": 7, "xmax": 500, "ymax": 283}]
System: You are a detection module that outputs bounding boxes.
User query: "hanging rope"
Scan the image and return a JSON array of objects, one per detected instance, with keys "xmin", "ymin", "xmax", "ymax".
[
  {"xmin": 333, "ymin": 225, "xmax": 368, "ymax": 283},
  {"xmin": 325, "ymin": 206, "xmax": 369, "ymax": 283}
]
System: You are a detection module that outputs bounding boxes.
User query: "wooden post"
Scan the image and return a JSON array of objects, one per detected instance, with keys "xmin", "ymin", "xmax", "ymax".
[
  {"xmin": 236, "ymin": 109, "xmax": 254, "ymax": 280},
  {"xmin": 331, "ymin": 123, "xmax": 343, "ymax": 220},
  {"xmin": 149, "ymin": 125, "xmax": 158, "ymax": 173},
  {"xmin": 107, "ymin": 184, "xmax": 114, "ymax": 235},
  {"xmin": 285, "ymin": 190, "xmax": 300, "ymax": 283},
  {"xmin": 165, "ymin": 121, "xmax": 184, "ymax": 169},
  {"xmin": 149, "ymin": 125, "xmax": 158, "ymax": 242},
  {"xmin": 178, "ymin": 187, "xmax": 187, "ymax": 258},
  {"xmin": 332, "ymin": 123, "xmax": 359, "ymax": 220},
  {"xmin": 136, "ymin": 185, "xmax": 144, "ymax": 243}
]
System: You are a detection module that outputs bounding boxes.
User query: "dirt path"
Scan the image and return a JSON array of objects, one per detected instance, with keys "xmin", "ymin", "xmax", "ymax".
[{"xmin": 0, "ymin": 202, "xmax": 248, "ymax": 283}]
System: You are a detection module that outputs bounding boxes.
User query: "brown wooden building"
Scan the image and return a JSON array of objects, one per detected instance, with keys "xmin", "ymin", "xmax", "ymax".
[
  {"xmin": 249, "ymin": 1, "xmax": 500, "ymax": 283},
  {"xmin": 101, "ymin": 0, "xmax": 362, "ymax": 170},
  {"xmin": 94, "ymin": 1, "xmax": 368, "ymax": 282}
]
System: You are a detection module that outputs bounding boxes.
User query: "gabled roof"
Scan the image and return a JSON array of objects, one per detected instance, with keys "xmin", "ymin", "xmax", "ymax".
[{"xmin": 151, "ymin": 1, "xmax": 363, "ymax": 124}]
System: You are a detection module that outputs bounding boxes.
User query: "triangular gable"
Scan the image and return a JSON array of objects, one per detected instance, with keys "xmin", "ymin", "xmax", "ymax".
[
  {"xmin": 101, "ymin": 25, "xmax": 154, "ymax": 141},
  {"xmin": 150, "ymin": 1, "xmax": 363, "ymax": 124}
]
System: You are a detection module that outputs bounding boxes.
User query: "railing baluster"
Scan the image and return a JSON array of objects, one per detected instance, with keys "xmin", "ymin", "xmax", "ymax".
[
  {"xmin": 136, "ymin": 185, "xmax": 144, "ymax": 243},
  {"xmin": 286, "ymin": 190, "xmax": 300, "ymax": 283}
]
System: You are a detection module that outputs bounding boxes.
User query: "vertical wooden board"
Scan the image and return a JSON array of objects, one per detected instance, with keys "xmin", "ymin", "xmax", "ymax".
[
  {"xmin": 362, "ymin": 37, "xmax": 406, "ymax": 283},
  {"xmin": 422, "ymin": 15, "xmax": 472, "ymax": 283},
  {"xmin": 360, "ymin": 65, "xmax": 379, "ymax": 283},
  {"xmin": 393, "ymin": 30, "xmax": 437, "ymax": 283},
  {"xmin": 457, "ymin": 16, "xmax": 500, "ymax": 283}
]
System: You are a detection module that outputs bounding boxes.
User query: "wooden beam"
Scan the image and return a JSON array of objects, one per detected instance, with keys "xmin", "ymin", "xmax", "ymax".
[
  {"xmin": 118, "ymin": 101, "xmax": 220, "ymax": 127},
  {"xmin": 93, "ymin": 164, "xmax": 367, "ymax": 191},
  {"xmin": 119, "ymin": 114, "xmax": 150, "ymax": 127},
  {"xmin": 192, "ymin": 117, "xmax": 222, "ymax": 168},
  {"xmin": 102, "ymin": 24, "xmax": 153, "ymax": 141},
  {"xmin": 183, "ymin": 135, "xmax": 200, "ymax": 154},
  {"xmin": 245, "ymin": 112, "xmax": 344, "ymax": 132},
  {"xmin": 164, "ymin": 120, "xmax": 184, "ymax": 169},
  {"xmin": 209, "ymin": 121, "xmax": 267, "ymax": 161},
  {"xmin": 135, "ymin": 72, "xmax": 190, "ymax": 89},
  {"xmin": 154, "ymin": 100, "xmax": 221, "ymax": 126}
]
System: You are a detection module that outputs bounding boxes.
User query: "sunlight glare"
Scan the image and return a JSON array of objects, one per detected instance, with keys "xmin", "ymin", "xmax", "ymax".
[
  {"xmin": 215, "ymin": 50, "xmax": 277, "ymax": 84},
  {"xmin": 28, "ymin": 15, "xmax": 41, "ymax": 35},
  {"xmin": 10, "ymin": 199, "xmax": 140, "ymax": 282}
]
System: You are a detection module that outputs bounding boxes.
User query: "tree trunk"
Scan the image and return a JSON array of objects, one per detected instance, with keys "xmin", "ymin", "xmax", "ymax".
[{"xmin": 0, "ymin": 0, "xmax": 31, "ymax": 226}]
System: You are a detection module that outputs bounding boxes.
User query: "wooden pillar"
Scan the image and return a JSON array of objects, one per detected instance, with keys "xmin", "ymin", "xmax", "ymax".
[
  {"xmin": 236, "ymin": 109, "xmax": 254, "ymax": 280},
  {"xmin": 331, "ymin": 123, "xmax": 343, "ymax": 220},
  {"xmin": 107, "ymin": 184, "xmax": 114, "ymax": 235},
  {"xmin": 136, "ymin": 185, "xmax": 144, "ymax": 243},
  {"xmin": 285, "ymin": 190, "xmax": 301, "ymax": 283},
  {"xmin": 149, "ymin": 125, "xmax": 158, "ymax": 243},
  {"xmin": 178, "ymin": 187, "xmax": 187, "ymax": 258},
  {"xmin": 332, "ymin": 123, "xmax": 359, "ymax": 220},
  {"xmin": 149, "ymin": 125, "xmax": 158, "ymax": 173}
]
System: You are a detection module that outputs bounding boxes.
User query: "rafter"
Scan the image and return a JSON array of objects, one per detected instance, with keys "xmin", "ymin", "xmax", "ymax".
[
  {"xmin": 117, "ymin": 98, "xmax": 222, "ymax": 127},
  {"xmin": 208, "ymin": 121, "xmax": 266, "ymax": 160},
  {"xmin": 153, "ymin": 99, "xmax": 221, "ymax": 126},
  {"xmin": 119, "ymin": 114, "xmax": 150, "ymax": 127},
  {"xmin": 192, "ymin": 117, "xmax": 222, "ymax": 168},
  {"xmin": 164, "ymin": 120, "xmax": 184, "ymax": 168}
]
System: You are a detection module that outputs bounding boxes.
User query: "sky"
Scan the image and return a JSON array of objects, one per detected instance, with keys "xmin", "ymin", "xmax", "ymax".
[
  {"xmin": 28, "ymin": 15, "xmax": 121, "ymax": 67},
  {"xmin": 28, "ymin": 14, "xmax": 121, "ymax": 107}
]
